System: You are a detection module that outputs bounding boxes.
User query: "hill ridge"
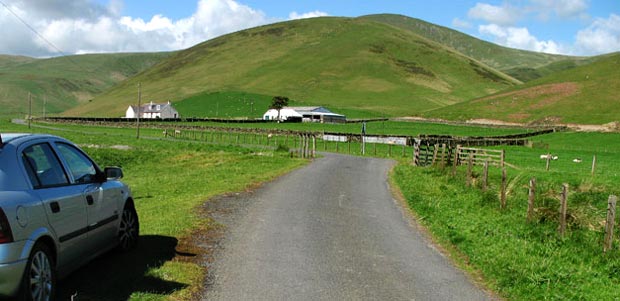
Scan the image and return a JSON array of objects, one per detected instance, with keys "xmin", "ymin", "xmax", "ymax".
[{"xmin": 65, "ymin": 16, "xmax": 519, "ymax": 117}]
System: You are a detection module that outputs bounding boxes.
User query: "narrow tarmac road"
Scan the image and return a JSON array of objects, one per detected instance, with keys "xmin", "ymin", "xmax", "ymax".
[{"xmin": 202, "ymin": 153, "xmax": 490, "ymax": 300}]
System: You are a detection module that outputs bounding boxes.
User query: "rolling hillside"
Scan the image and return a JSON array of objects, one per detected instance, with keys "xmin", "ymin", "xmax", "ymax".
[
  {"xmin": 361, "ymin": 14, "xmax": 595, "ymax": 82},
  {"xmin": 0, "ymin": 52, "xmax": 171, "ymax": 116},
  {"xmin": 66, "ymin": 16, "xmax": 520, "ymax": 117},
  {"xmin": 423, "ymin": 52, "xmax": 620, "ymax": 124}
]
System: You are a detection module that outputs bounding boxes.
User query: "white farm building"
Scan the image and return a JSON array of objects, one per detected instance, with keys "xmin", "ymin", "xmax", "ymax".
[
  {"xmin": 263, "ymin": 106, "xmax": 345, "ymax": 123},
  {"xmin": 125, "ymin": 101, "xmax": 179, "ymax": 119}
]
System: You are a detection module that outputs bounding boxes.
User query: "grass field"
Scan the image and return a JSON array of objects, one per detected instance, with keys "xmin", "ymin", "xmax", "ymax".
[
  {"xmin": 173, "ymin": 91, "xmax": 387, "ymax": 119},
  {"xmin": 393, "ymin": 129, "xmax": 620, "ymax": 300},
  {"xmin": 5, "ymin": 118, "xmax": 619, "ymax": 300},
  {"xmin": 1, "ymin": 119, "xmax": 307, "ymax": 300}
]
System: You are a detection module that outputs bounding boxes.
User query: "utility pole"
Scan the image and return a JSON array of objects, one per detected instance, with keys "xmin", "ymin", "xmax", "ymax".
[
  {"xmin": 28, "ymin": 92, "xmax": 32, "ymax": 129},
  {"xmin": 136, "ymin": 83, "xmax": 141, "ymax": 139},
  {"xmin": 361, "ymin": 121, "xmax": 366, "ymax": 155}
]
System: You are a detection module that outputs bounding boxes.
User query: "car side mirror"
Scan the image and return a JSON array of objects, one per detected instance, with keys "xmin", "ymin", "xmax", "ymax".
[{"xmin": 104, "ymin": 167, "xmax": 124, "ymax": 180}]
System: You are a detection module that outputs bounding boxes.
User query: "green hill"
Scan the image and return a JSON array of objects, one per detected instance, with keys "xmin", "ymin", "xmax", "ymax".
[
  {"xmin": 66, "ymin": 16, "xmax": 519, "ymax": 117},
  {"xmin": 360, "ymin": 14, "xmax": 594, "ymax": 82},
  {"xmin": 423, "ymin": 52, "xmax": 620, "ymax": 124},
  {"xmin": 0, "ymin": 52, "xmax": 171, "ymax": 116}
]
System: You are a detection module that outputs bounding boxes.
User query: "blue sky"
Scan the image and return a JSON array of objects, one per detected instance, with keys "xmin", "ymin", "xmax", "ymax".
[{"xmin": 1, "ymin": 0, "xmax": 619, "ymax": 57}]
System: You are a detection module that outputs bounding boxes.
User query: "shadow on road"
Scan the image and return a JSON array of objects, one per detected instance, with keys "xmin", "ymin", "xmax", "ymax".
[{"xmin": 58, "ymin": 235, "xmax": 185, "ymax": 300}]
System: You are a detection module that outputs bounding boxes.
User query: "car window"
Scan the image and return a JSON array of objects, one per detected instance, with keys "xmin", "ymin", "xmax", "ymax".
[
  {"xmin": 56, "ymin": 143, "xmax": 97, "ymax": 184},
  {"xmin": 22, "ymin": 143, "xmax": 69, "ymax": 188}
]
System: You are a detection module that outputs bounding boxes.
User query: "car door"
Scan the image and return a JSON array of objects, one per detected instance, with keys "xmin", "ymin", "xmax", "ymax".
[
  {"xmin": 21, "ymin": 142, "xmax": 89, "ymax": 270},
  {"xmin": 53, "ymin": 142, "xmax": 120, "ymax": 251}
]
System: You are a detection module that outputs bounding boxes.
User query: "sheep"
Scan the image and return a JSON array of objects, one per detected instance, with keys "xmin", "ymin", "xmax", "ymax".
[
  {"xmin": 573, "ymin": 158, "xmax": 582, "ymax": 163},
  {"xmin": 540, "ymin": 154, "xmax": 558, "ymax": 160}
]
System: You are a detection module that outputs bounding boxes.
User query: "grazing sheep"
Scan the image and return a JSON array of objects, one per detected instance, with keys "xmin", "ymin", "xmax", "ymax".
[
  {"xmin": 573, "ymin": 158, "xmax": 582, "ymax": 163},
  {"xmin": 540, "ymin": 154, "xmax": 559, "ymax": 160}
]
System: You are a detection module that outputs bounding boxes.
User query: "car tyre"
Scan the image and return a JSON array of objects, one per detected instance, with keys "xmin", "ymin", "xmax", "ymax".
[
  {"xmin": 21, "ymin": 242, "xmax": 56, "ymax": 301},
  {"xmin": 118, "ymin": 204, "xmax": 139, "ymax": 251}
]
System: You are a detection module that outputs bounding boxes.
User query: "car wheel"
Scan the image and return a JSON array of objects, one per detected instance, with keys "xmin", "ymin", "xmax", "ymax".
[
  {"xmin": 21, "ymin": 242, "xmax": 56, "ymax": 301},
  {"xmin": 118, "ymin": 205, "xmax": 139, "ymax": 250}
]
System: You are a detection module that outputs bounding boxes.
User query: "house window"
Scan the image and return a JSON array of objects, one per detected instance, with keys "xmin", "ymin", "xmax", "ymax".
[{"xmin": 156, "ymin": 105, "xmax": 161, "ymax": 110}]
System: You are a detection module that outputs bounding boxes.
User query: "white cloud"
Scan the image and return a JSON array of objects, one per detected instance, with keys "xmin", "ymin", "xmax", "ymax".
[
  {"xmin": 0, "ymin": 0, "xmax": 326, "ymax": 57},
  {"xmin": 468, "ymin": 3, "xmax": 521, "ymax": 26},
  {"xmin": 529, "ymin": 0, "xmax": 589, "ymax": 19},
  {"xmin": 288, "ymin": 10, "xmax": 329, "ymax": 20},
  {"xmin": 452, "ymin": 17, "xmax": 472, "ymax": 29},
  {"xmin": 479, "ymin": 24, "xmax": 563, "ymax": 54},
  {"xmin": 575, "ymin": 14, "xmax": 620, "ymax": 55}
]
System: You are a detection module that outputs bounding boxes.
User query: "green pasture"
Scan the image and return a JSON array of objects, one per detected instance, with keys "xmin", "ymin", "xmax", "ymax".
[
  {"xmin": 4, "ymin": 118, "xmax": 619, "ymax": 300},
  {"xmin": 393, "ymin": 129, "xmax": 620, "ymax": 300},
  {"xmin": 173, "ymin": 91, "xmax": 386, "ymax": 119}
]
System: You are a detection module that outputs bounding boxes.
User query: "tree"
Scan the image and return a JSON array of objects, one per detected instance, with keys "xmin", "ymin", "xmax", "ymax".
[{"xmin": 270, "ymin": 96, "xmax": 289, "ymax": 122}]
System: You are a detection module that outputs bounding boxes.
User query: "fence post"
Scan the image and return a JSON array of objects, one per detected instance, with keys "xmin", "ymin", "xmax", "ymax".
[
  {"xmin": 431, "ymin": 144, "xmax": 439, "ymax": 166},
  {"xmin": 374, "ymin": 142, "xmax": 377, "ymax": 156},
  {"xmin": 591, "ymin": 155, "xmax": 597, "ymax": 176},
  {"xmin": 440, "ymin": 144, "xmax": 446, "ymax": 168},
  {"xmin": 500, "ymin": 149, "xmax": 505, "ymax": 168},
  {"xmin": 348, "ymin": 137, "xmax": 351, "ymax": 154},
  {"xmin": 466, "ymin": 152, "xmax": 474, "ymax": 187},
  {"xmin": 414, "ymin": 141, "xmax": 420, "ymax": 166},
  {"xmin": 527, "ymin": 178, "xmax": 536, "ymax": 222},
  {"xmin": 500, "ymin": 167, "xmax": 507, "ymax": 209},
  {"xmin": 546, "ymin": 153, "xmax": 551, "ymax": 171},
  {"xmin": 452, "ymin": 145, "xmax": 461, "ymax": 176},
  {"xmin": 388, "ymin": 144, "xmax": 392, "ymax": 157},
  {"xmin": 558, "ymin": 183, "xmax": 569, "ymax": 237},
  {"xmin": 312, "ymin": 135, "xmax": 316, "ymax": 158},
  {"xmin": 482, "ymin": 160, "xmax": 489, "ymax": 191},
  {"xmin": 604, "ymin": 195, "xmax": 618, "ymax": 253}
]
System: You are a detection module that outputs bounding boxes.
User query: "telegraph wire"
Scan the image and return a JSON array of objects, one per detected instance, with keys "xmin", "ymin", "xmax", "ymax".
[{"xmin": 0, "ymin": 0, "xmax": 138, "ymax": 74}]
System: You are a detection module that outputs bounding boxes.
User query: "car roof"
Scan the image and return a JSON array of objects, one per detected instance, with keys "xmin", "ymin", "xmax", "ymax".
[{"xmin": 0, "ymin": 133, "xmax": 60, "ymax": 149}]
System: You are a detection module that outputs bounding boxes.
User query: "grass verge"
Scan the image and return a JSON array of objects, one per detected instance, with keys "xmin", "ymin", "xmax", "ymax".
[{"xmin": 393, "ymin": 162, "xmax": 620, "ymax": 300}]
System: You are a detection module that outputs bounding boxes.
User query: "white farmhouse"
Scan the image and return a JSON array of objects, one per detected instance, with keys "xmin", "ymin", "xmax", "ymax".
[
  {"xmin": 126, "ymin": 101, "xmax": 180, "ymax": 119},
  {"xmin": 262, "ymin": 106, "xmax": 345, "ymax": 123}
]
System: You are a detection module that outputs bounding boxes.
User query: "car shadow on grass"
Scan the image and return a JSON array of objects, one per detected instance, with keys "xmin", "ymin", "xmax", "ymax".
[{"xmin": 57, "ymin": 235, "xmax": 184, "ymax": 300}]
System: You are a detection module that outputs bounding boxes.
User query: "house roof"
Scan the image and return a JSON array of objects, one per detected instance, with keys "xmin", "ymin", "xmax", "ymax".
[{"xmin": 128, "ymin": 102, "xmax": 176, "ymax": 113}]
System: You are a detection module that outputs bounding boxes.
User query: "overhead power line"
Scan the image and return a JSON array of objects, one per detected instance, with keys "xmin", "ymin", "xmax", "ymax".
[
  {"xmin": 0, "ymin": 0, "xmax": 73, "ymax": 57},
  {"xmin": 0, "ymin": 0, "xmax": 138, "ymax": 74}
]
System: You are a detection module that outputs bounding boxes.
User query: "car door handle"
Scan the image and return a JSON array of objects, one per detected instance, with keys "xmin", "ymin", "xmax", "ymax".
[
  {"xmin": 86, "ymin": 195, "xmax": 94, "ymax": 205},
  {"xmin": 50, "ymin": 202, "xmax": 60, "ymax": 213}
]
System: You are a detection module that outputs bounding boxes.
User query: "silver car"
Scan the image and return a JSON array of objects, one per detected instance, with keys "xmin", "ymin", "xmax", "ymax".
[{"xmin": 0, "ymin": 133, "xmax": 139, "ymax": 300}]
